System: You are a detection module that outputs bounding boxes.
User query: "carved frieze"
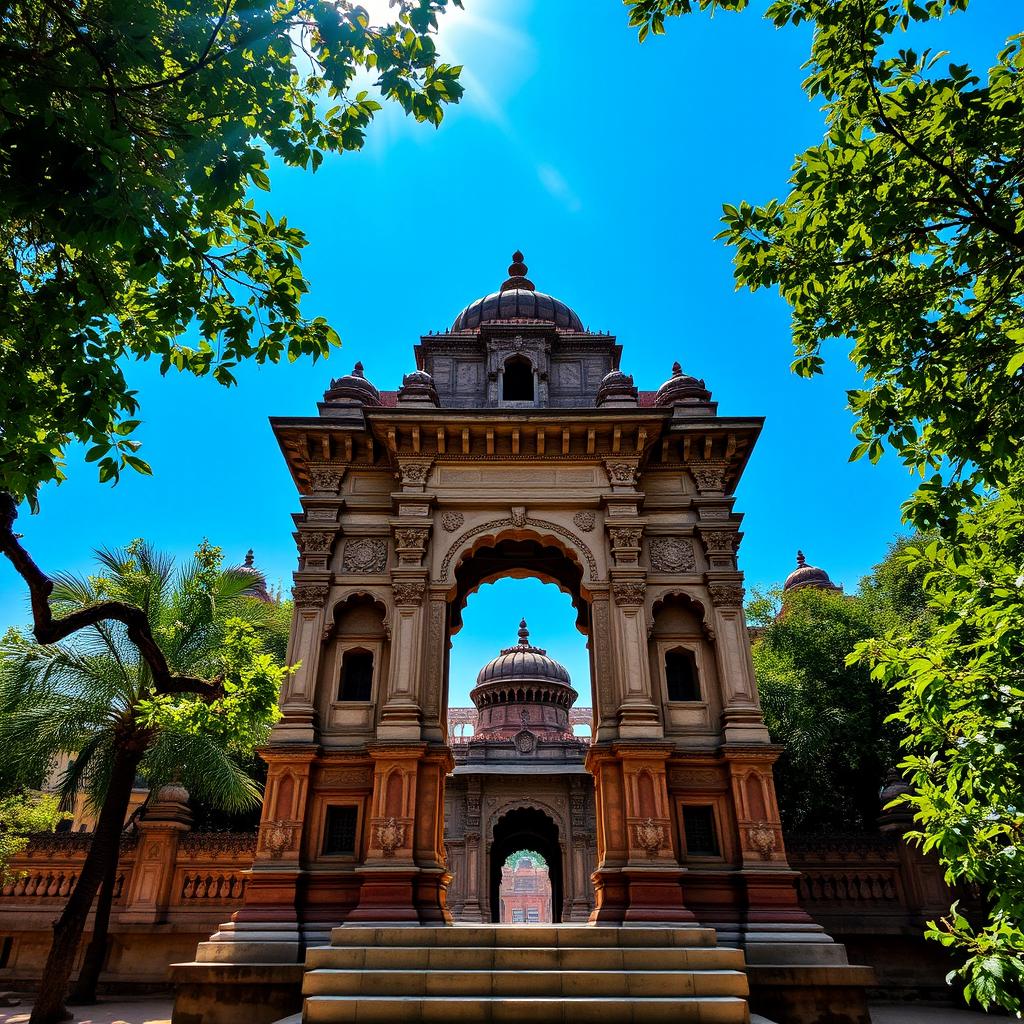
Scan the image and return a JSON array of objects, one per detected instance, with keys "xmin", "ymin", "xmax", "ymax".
[
  {"xmin": 392, "ymin": 580, "xmax": 426, "ymax": 606},
  {"xmin": 441, "ymin": 511, "xmax": 465, "ymax": 532},
  {"xmin": 700, "ymin": 530, "xmax": 739, "ymax": 554},
  {"xmin": 573, "ymin": 511, "xmax": 596, "ymax": 533},
  {"xmin": 707, "ymin": 582, "xmax": 745, "ymax": 607},
  {"xmin": 342, "ymin": 537, "xmax": 388, "ymax": 574},
  {"xmin": 397, "ymin": 461, "xmax": 432, "ymax": 488},
  {"xmin": 612, "ymin": 581, "xmax": 647, "ymax": 607},
  {"xmin": 319, "ymin": 767, "xmax": 373, "ymax": 788},
  {"xmin": 649, "ymin": 536, "xmax": 696, "ymax": 574},
  {"xmin": 292, "ymin": 584, "xmax": 330, "ymax": 608},
  {"xmin": 608, "ymin": 526, "xmax": 642, "ymax": 549}
]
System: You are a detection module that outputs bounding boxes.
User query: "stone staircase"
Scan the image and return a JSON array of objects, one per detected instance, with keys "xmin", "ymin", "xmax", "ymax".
[{"xmin": 297, "ymin": 924, "xmax": 750, "ymax": 1023}]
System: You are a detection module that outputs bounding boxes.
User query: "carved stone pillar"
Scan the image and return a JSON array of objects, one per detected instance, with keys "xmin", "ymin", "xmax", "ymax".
[
  {"xmin": 706, "ymin": 578, "xmax": 771, "ymax": 744},
  {"xmin": 378, "ymin": 578, "xmax": 426, "ymax": 739},
  {"xmin": 274, "ymin": 583, "xmax": 330, "ymax": 743},
  {"xmin": 610, "ymin": 580, "xmax": 662, "ymax": 737}
]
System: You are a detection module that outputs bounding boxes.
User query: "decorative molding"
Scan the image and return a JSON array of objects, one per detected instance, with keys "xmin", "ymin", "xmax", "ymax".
[
  {"xmin": 392, "ymin": 580, "xmax": 426, "ymax": 606},
  {"xmin": 513, "ymin": 729, "xmax": 537, "ymax": 754},
  {"xmin": 612, "ymin": 581, "xmax": 647, "ymax": 607},
  {"xmin": 707, "ymin": 582, "xmax": 745, "ymax": 607},
  {"xmin": 292, "ymin": 584, "xmax": 330, "ymax": 608},
  {"xmin": 441, "ymin": 511, "xmax": 465, "ymax": 532},
  {"xmin": 440, "ymin": 515, "xmax": 599, "ymax": 582},
  {"xmin": 573, "ymin": 511, "xmax": 596, "ymax": 533},
  {"xmin": 649, "ymin": 536, "xmax": 696, "ymax": 574},
  {"xmin": 634, "ymin": 818, "xmax": 666, "ymax": 856},
  {"xmin": 260, "ymin": 820, "xmax": 297, "ymax": 859},
  {"xmin": 397, "ymin": 461, "xmax": 432, "ymax": 487},
  {"xmin": 394, "ymin": 527, "xmax": 430, "ymax": 550},
  {"xmin": 342, "ymin": 537, "xmax": 388, "ymax": 574},
  {"xmin": 510, "ymin": 506, "xmax": 527, "ymax": 527}
]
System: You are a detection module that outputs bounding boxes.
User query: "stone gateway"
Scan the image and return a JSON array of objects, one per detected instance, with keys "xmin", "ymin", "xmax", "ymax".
[{"xmin": 172, "ymin": 253, "xmax": 873, "ymax": 1024}]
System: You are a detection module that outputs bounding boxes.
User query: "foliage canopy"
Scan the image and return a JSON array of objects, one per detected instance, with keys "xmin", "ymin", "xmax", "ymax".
[{"xmin": 0, "ymin": 0, "xmax": 462, "ymax": 502}]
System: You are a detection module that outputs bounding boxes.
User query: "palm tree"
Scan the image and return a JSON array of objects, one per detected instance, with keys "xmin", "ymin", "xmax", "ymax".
[{"xmin": 0, "ymin": 540, "xmax": 286, "ymax": 1023}]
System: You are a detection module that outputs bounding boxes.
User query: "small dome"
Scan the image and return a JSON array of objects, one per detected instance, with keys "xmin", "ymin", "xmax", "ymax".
[
  {"xmin": 783, "ymin": 550, "xmax": 841, "ymax": 593},
  {"xmin": 238, "ymin": 549, "xmax": 272, "ymax": 603},
  {"xmin": 596, "ymin": 369, "xmax": 638, "ymax": 407},
  {"xmin": 397, "ymin": 369, "xmax": 439, "ymax": 406},
  {"xmin": 475, "ymin": 619, "xmax": 572, "ymax": 687},
  {"xmin": 324, "ymin": 362, "xmax": 381, "ymax": 406},
  {"xmin": 451, "ymin": 252, "xmax": 584, "ymax": 333},
  {"xmin": 654, "ymin": 362, "xmax": 711, "ymax": 407}
]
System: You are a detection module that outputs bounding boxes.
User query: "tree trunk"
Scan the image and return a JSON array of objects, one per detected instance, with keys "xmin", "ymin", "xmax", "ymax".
[
  {"xmin": 66, "ymin": 836, "xmax": 119, "ymax": 1005},
  {"xmin": 30, "ymin": 742, "xmax": 144, "ymax": 1024}
]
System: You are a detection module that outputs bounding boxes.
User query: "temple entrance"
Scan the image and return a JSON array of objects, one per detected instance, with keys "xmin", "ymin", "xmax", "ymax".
[{"xmin": 490, "ymin": 812, "xmax": 561, "ymax": 924}]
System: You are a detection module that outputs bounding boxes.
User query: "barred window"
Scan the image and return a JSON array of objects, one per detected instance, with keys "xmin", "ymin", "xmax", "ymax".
[
  {"xmin": 323, "ymin": 805, "xmax": 358, "ymax": 855},
  {"xmin": 683, "ymin": 805, "xmax": 719, "ymax": 856}
]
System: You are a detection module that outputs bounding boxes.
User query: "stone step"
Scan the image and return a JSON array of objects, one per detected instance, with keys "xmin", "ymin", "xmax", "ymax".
[
  {"xmin": 327, "ymin": 925, "xmax": 720, "ymax": 949},
  {"xmin": 303, "ymin": 967, "xmax": 749, "ymax": 998},
  {"xmin": 302, "ymin": 995, "xmax": 751, "ymax": 1023},
  {"xmin": 306, "ymin": 944, "xmax": 746, "ymax": 972}
]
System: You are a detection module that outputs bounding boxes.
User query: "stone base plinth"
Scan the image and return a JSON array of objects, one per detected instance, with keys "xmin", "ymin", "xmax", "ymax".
[
  {"xmin": 747, "ymin": 964, "xmax": 876, "ymax": 1024},
  {"xmin": 169, "ymin": 962, "xmax": 303, "ymax": 1024}
]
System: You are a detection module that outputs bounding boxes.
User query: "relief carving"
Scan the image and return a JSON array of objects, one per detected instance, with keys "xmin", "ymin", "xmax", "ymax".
[
  {"xmin": 309, "ymin": 467, "xmax": 343, "ymax": 493},
  {"xmin": 342, "ymin": 537, "xmax": 388, "ymax": 574},
  {"xmin": 612, "ymin": 582, "xmax": 647, "ymax": 607},
  {"xmin": 394, "ymin": 527, "xmax": 430, "ymax": 551},
  {"xmin": 605, "ymin": 461, "xmax": 638, "ymax": 486},
  {"xmin": 608, "ymin": 526, "xmax": 642, "ymax": 549},
  {"xmin": 573, "ymin": 511, "xmax": 596, "ymax": 533},
  {"xmin": 691, "ymin": 464, "xmax": 726, "ymax": 492},
  {"xmin": 649, "ymin": 536, "xmax": 696, "ymax": 574},
  {"xmin": 441, "ymin": 511, "xmax": 465, "ymax": 532},
  {"xmin": 260, "ymin": 820, "xmax": 296, "ymax": 859},
  {"xmin": 375, "ymin": 816, "xmax": 405, "ymax": 856},
  {"xmin": 292, "ymin": 584, "xmax": 329, "ymax": 608},
  {"xmin": 634, "ymin": 818, "xmax": 665, "ymax": 856},
  {"xmin": 298, "ymin": 531, "xmax": 336, "ymax": 554},
  {"xmin": 398, "ymin": 462, "xmax": 432, "ymax": 487},
  {"xmin": 707, "ymin": 582, "xmax": 745, "ymax": 607},
  {"xmin": 511, "ymin": 506, "xmax": 527, "ymax": 527},
  {"xmin": 748, "ymin": 823, "xmax": 778, "ymax": 860},
  {"xmin": 701, "ymin": 530, "xmax": 739, "ymax": 554},
  {"xmin": 392, "ymin": 580, "xmax": 425, "ymax": 606}
]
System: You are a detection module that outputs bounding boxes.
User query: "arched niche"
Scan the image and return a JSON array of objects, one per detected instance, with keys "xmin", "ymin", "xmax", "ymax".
[
  {"xmin": 488, "ymin": 805, "xmax": 564, "ymax": 924},
  {"xmin": 501, "ymin": 355, "xmax": 535, "ymax": 402},
  {"xmin": 317, "ymin": 593, "xmax": 391, "ymax": 736},
  {"xmin": 647, "ymin": 591, "xmax": 721, "ymax": 735}
]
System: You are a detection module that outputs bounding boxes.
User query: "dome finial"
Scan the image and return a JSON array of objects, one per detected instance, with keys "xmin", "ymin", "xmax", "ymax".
[
  {"xmin": 500, "ymin": 250, "xmax": 535, "ymax": 293},
  {"xmin": 518, "ymin": 618, "xmax": 530, "ymax": 645},
  {"xmin": 796, "ymin": 550, "xmax": 806, "ymax": 567},
  {"xmin": 671, "ymin": 361, "xmax": 682, "ymax": 376},
  {"xmin": 353, "ymin": 361, "xmax": 365, "ymax": 377},
  {"xmin": 244, "ymin": 548, "xmax": 254, "ymax": 568}
]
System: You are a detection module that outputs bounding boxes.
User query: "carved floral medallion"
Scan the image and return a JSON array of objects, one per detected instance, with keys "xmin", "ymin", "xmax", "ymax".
[{"xmin": 342, "ymin": 537, "xmax": 388, "ymax": 574}]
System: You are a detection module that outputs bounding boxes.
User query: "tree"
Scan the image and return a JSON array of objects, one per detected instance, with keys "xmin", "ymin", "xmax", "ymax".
[
  {"xmin": 855, "ymin": 484, "xmax": 1024, "ymax": 1016},
  {"xmin": 0, "ymin": 0, "xmax": 462, "ymax": 503},
  {"xmin": 0, "ymin": 791, "xmax": 65, "ymax": 883},
  {"xmin": 625, "ymin": 0, "xmax": 1023, "ymax": 1009},
  {"xmin": 748, "ymin": 586, "xmax": 899, "ymax": 833},
  {"xmin": 0, "ymin": 540, "xmax": 287, "ymax": 1022}
]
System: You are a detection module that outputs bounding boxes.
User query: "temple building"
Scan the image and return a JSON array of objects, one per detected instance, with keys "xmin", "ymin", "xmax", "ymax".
[{"xmin": 444, "ymin": 620, "xmax": 596, "ymax": 922}]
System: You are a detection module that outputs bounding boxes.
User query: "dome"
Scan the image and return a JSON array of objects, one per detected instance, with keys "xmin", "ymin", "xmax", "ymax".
[
  {"xmin": 451, "ymin": 252, "xmax": 584, "ymax": 333},
  {"xmin": 475, "ymin": 619, "xmax": 572, "ymax": 687},
  {"xmin": 238, "ymin": 549, "xmax": 271, "ymax": 603},
  {"xmin": 783, "ymin": 550, "xmax": 842, "ymax": 593},
  {"xmin": 654, "ymin": 362, "xmax": 711, "ymax": 406},
  {"xmin": 397, "ymin": 369, "xmax": 439, "ymax": 406},
  {"xmin": 596, "ymin": 369, "xmax": 638, "ymax": 407},
  {"xmin": 324, "ymin": 362, "xmax": 381, "ymax": 406}
]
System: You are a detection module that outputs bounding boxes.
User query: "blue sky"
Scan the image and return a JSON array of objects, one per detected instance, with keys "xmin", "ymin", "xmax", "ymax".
[{"xmin": 1, "ymin": 0, "xmax": 1017, "ymax": 708}]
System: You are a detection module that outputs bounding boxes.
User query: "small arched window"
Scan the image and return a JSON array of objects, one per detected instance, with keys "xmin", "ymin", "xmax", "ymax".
[
  {"xmin": 502, "ymin": 356, "xmax": 534, "ymax": 401},
  {"xmin": 339, "ymin": 648, "xmax": 374, "ymax": 701},
  {"xmin": 665, "ymin": 647, "xmax": 701, "ymax": 702}
]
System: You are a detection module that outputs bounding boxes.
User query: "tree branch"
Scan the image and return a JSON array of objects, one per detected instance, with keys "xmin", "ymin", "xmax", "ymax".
[{"xmin": 0, "ymin": 492, "xmax": 223, "ymax": 701}]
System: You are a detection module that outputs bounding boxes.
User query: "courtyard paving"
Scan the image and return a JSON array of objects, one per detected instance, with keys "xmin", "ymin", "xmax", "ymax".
[{"xmin": 0, "ymin": 997, "xmax": 1002, "ymax": 1023}]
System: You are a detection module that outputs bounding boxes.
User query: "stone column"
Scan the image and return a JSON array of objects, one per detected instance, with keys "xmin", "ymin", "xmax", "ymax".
[
  {"xmin": 274, "ymin": 582, "xmax": 330, "ymax": 744},
  {"xmin": 610, "ymin": 581, "xmax": 663, "ymax": 737},
  {"xmin": 120, "ymin": 785, "xmax": 192, "ymax": 924},
  {"xmin": 377, "ymin": 578, "xmax": 426, "ymax": 739}
]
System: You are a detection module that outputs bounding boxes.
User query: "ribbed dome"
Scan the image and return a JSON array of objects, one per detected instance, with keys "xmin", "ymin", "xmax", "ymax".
[
  {"xmin": 475, "ymin": 619, "xmax": 571, "ymax": 686},
  {"xmin": 451, "ymin": 252, "xmax": 583, "ymax": 333},
  {"xmin": 654, "ymin": 362, "xmax": 711, "ymax": 406},
  {"xmin": 783, "ymin": 550, "xmax": 841, "ymax": 593}
]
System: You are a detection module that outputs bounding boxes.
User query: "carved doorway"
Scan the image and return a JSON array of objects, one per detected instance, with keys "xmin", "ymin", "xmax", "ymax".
[{"xmin": 490, "ymin": 807, "xmax": 563, "ymax": 924}]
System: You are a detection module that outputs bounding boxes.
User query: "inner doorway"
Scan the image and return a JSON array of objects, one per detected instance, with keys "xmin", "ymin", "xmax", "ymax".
[
  {"xmin": 498, "ymin": 851, "xmax": 552, "ymax": 924},
  {"xmin": 490, "ymin": 808, "xmax": 563, "ymax": 924}
]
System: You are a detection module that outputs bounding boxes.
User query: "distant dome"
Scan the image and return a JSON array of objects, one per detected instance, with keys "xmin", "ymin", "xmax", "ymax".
[
  {"xmin": 238, "ymin": 549, "xmax": 271, "ymax": 603},
  {"xmin": 451, "ymin": 252, "xmax": 584, "ymax": 333},
  {"xmin": 475, "ymin": 619, "xmax": 572, "ymax": 687},
  {"xmin": 397, "ymin": 369, "xmax": 439, "ymax": 406},
  {"xmin": 783, "ymin": 551, "xmax": 842, "ymax": 593},
  {"xmin": 324, "ymin": 362, "xmax": 381, "ymax": 405},
  {"xmin": 654, "ymin": 362, "xmax": 711, "ymax": 406}
]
